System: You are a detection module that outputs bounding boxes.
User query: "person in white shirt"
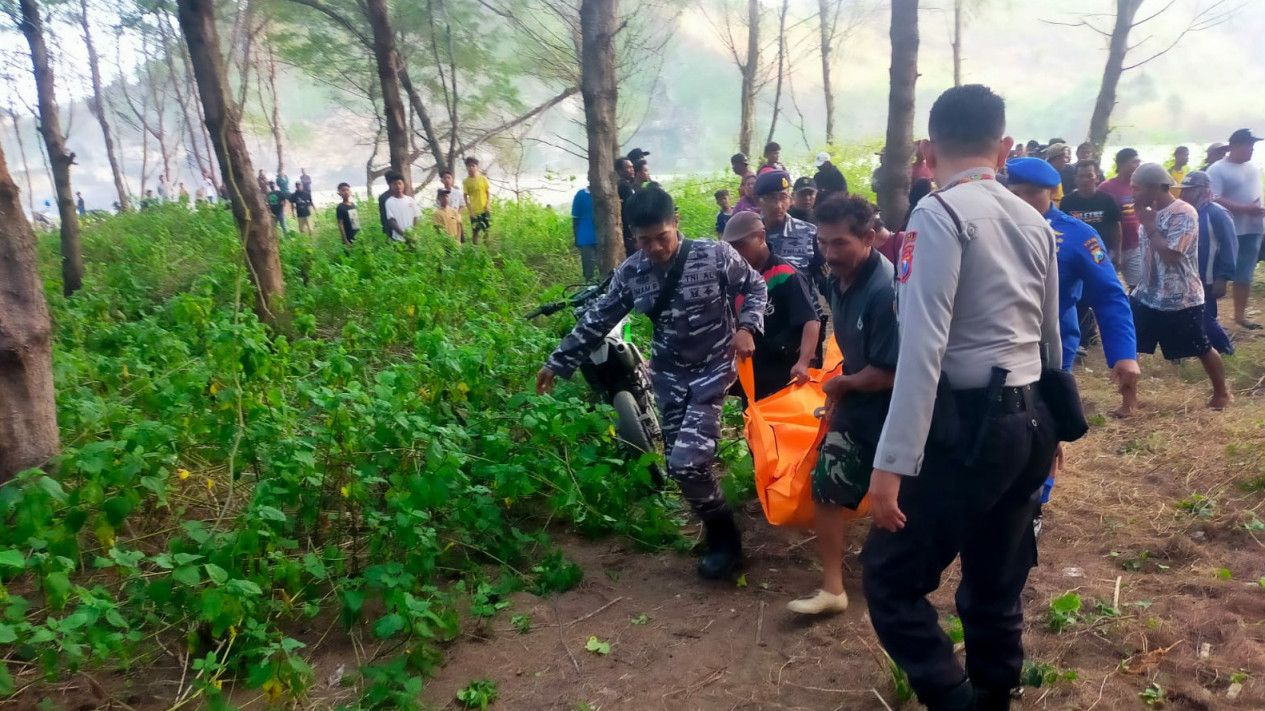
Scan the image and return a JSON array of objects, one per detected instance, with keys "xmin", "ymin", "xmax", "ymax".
[
  {"xmin": 383, "ymin": 174, "xmax": 420, "ymax": 245},
  {"xmin": 1207, "ymin": 128, "xmax": 1265, "ymax": 329},
  {"xmin": 156, "ymin": 175, "xmax": 170, "ymax": 203},
  {"xmin": 202, "ymin": 172, "xmax": 218, "ymax": 204},
  {"xmin": 438, "ymin": 169, "xmax": 466, "ymax": 215}
]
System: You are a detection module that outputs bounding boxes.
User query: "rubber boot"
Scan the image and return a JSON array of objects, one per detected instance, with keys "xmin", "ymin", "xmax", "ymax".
[
  {"xmin": 925, "ymin": 677, "xmax": 975, "ymax": 711},
  {"xmin": 696, "ymin": 512, "xmax": 742, "ymax": 579},
  {"xmin": 973, "ymin": 687, "xmax": 1013, "ymax": 711}
]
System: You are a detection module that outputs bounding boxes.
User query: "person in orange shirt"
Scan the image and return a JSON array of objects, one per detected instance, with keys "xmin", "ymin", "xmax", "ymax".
[{"xmin": 433, "ymin": 189, "xmax": 463, "ymax": 242}]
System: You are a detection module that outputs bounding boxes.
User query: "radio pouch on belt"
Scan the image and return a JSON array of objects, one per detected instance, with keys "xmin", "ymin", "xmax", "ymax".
[
  {"xmin": 1038, "ymin": 344, "xmax": 1089, "ymax": 442},
  {"xmin": 647, "ymin": 239, "xmax": 694, "ymax": 323}
]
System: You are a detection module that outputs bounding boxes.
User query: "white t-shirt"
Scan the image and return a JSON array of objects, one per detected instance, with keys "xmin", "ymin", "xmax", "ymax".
[
  {"xmin": 384, "ymin": 195, "xmax": 421, "ymax": 242},
  {"xmin": 203, "ymin": 178, "xmax": 217, "ymax": 203},
  {"xmin": 437, "ymin": 186, "xmax": 465, "ymax": 211},
  {"xmin": 1208, "ymin": 159, "xmax": 1265, "ymax": 235}
]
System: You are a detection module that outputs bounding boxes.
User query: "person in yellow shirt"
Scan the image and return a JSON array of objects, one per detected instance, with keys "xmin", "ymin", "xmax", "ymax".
[
  {"xmin": 1044, "ymin": 143, "xmax": 1072, "ymax": 207},
  {"xmin": 1168, "ymin": 145, "xmax": 1190, "ymax": 198},
  {"xmin": 433, "ymin": 189, "xmax": 463, "ymax": 242},
  {"xmin": 462, "ymin": 156, "xmax": 491, "ymax": 244}
]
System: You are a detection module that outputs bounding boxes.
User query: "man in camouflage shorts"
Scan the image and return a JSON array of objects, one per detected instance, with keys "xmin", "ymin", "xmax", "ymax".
[{"xmin": 789, "ymin": 195, "xmax": 899, "ymax": 616}]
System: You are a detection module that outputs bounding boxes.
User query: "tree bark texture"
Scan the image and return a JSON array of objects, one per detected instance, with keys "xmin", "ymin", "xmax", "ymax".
[
  {"xmin": 0, "ymin": 141, "xmax": 60, "ymax": 483},
  {"xmin": 265, "ymin": 39, "xmax": 285, "ymax": 174},
  {"xmin": 1088, "ymin": 0, "xmax": 1142, "ymax": 154},
  {"xmin": 877, "ymin": 0, "xmax": 918, "ymax": 229},
  {"xmin": 176, "ymin": 0, "xmax": 286, "ymax": 326},
  {"xmin": 19, "ymin": 0, "xmax": 85, "ymax": 296},
  {"xmin": 7, "ymin": 110, "xmax": 36, "ymax": 215},
  {"xmin": 737, "ymin": 0, "xmax": 759, "ymax": 158},
  {"xmin": 80, "ymin": 0, "xmax": 129, "ymax": 211},
  {"xmin": 818, "ymin": 0, "xmax": 835, "ymax": 145},
  {"xmin": 364, "ymin": 0, "xmax": 412, "ymax": 187},
  {"xmin": 580, "ymin": 0, "xmax": 621, "ymax": 274},
  {"xmin": 765, "ymin": 0, "xmax": 789, "ymax": 147}
]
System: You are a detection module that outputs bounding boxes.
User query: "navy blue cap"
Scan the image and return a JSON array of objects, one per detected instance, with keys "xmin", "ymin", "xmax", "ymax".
[
  {"xmin": 753, "ymin": 169, "xmax": 792, "ymax": 197},
  {"xmin": 1005, "ymin": 157, "xmax": 1061, "ymax": 188}
]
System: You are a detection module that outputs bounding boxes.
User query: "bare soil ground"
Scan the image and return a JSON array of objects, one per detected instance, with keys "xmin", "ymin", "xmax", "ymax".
[{"xmin": 13, "ymin": 331, "xmax": 1265, "ymax": 711}]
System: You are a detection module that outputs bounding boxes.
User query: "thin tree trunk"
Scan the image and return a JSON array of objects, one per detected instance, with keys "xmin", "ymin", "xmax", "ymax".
[
  {"xmin": 19, "ymin": 0, "xmax": 84, "ymax": 296},
  {"xmin": 818, "ymin": 0, "xmax": 835, "ymax": 145},
  {"xmin": 363, "ymin": 0, "xmax": 412, "ymax": 187},
  {"xmin": 398, "ymin": 69, "xmax": 446, "ymax": 172},
  {"xmin": 8, "ymin": 109, "xmax": 36, "ymax": 215},
  {"xmin": 580, "ymin": 0, "xmax": 621, "ymax": 274},
  {"xmin": 952, "ymin": 0, "xmax": 961, "ymax": 86},
  {"xmin": 159, "ymin": 11, "xmax": 208, "ymax": 180},
  {"xmin": 0, "ymin": 142, "xmax": 59, "ymax": 484},
  {"xmin": 265, "ymin": 39, "xmax": 285, "ymax": 174},
  {"xmin": 1088, "ymin": 0, "xmax": 1141, "ymax": 155},
  {"xmin": 738, "ymin": 0, "xmax": 759, "ymax": 158},
  {"xmin": 765, "ymin": 0, "xmax": 789, "ymax": 147},
  {"xmin": 176, "ymin": 0, "xmax": 285, "ymax": 326},
  {"xmin": 876, "ymin": 0, "xmax": 918, "ymax": 229},
  {"xmin": 180, "ymin": 42, "xmax": 216, "ymax": 183},
  {"xmin": 80, "ymin": 0, "xmax": 129, "ymax": 210}
]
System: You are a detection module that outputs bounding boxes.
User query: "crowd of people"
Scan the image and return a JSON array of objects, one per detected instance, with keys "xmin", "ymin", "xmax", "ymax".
[{"xmin": 547, "ymin": 83, "xmax": 1263, "ymax": 711}]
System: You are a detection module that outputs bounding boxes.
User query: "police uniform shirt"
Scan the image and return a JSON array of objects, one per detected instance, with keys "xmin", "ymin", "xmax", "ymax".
[
  {"xmin": 545, "ymin": 238, "xmax": 768, "ymax": 378},
  {"xmin": 874, "ymin": 169, "xmax": 1061, "ymax": 476},
  {"xmin": 828, "ymin": 249, "xmax": 899, "ymax": 446},
  {"xmin": 1046, "ymin": 206, "xmax": 1136, "ymax": 370}
]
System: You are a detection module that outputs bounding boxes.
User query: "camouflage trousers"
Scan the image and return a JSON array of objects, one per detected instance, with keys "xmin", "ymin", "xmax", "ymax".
[{"xmin": 651, "ymin": 359, "xmax": 735, "ymax": 522}]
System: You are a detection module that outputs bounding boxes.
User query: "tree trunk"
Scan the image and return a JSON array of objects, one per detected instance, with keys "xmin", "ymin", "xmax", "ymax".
[
  {"xmin": 580, "ymin": 0, "xmax": 621, "ymax": 274},
  {"xmin": 364, "ymin": 0, "xmax": 412, "ymax": 187},
  {"xmin": 80, "ymin": 0, "xmax": 128, "ymax": 211},
  {"xmin": 159, "ymin": 11, "xmax": 209, "ymax": 181},
  {"xmin": 737, "ymin": 0, "xmax": 759, "ymax": 158},
  {"xmin": 1088, "ymin": 0, "xmax": 1141, "ymax": 154},
  {"xmin": 876, "ymin": 0, "xmax": 918, "ymax": 229},
  {"xmin": 265, "ymin": 39, "xmax": 285, "ymax": 174},
  {"xmin": 19, "ymin": 0, "xmax": 85, "ymax": 296},
  {"xmin": 818, "ymin": 0, "xmax": 835, "ymax": 145},
  {"xmin": 176, "ymin": 0, "xmax": 285, "ymax": 326},
  {"xmin": 7, "ymin": 110, "xmax": 36, "ymax": 215},
  {"xmin": 179, "ymin": 42, "xmax": 217, "ymax": 183},
  {"xmin": 0, "ymin": 142, "xmax": 59, "ymax": 484},
  {"xmin": 765, "ymin": 0, "xmax": 789, "ymax": 147},
  {"xmin": 952, "ymin": 0, "xmax": 961, "ymax": 86}
]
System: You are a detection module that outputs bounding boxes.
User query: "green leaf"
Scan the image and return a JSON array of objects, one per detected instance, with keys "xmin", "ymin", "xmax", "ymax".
[
  {"xmin": 226, "ymin": 579, "xmax": 263, "ymax": 596},
  {"xmin": 0, "ymin": 663, "xmax": 12, "ymax": 695},
  {"xmin": 37, "ymin": 476, "xmax": 68, "ymax": 504},
  {"xmin": 373, "ymin": 613, "xmax": 406, "ymax": 639},
  {"xmin": 43, "ymin": 571, "xmax": 72, "ymax": 610},
  {"xmin": 255, "ymin": 506, "xmax": 287, "ymax": 523},
  {"xmin": 0, "ymin": 624, "xmax": 16, "ymax": 644},
  {"xmin": 1051, "ymin": 592, "xmax": 1081, "ymax": 613},
  {"xmin": 173, "ymin": 565, "xmax": 202, "ymax": 586},
  {"xmin": 584, "ymin": 636, "xmax": 610, "ymax": 655},
  {"xmin": 204, "ymin": 564, "xmax": 228, "ymax": 585},
  {"xmin": 0, "ymin": 550, "xmax": 26, "ymax": 569}
]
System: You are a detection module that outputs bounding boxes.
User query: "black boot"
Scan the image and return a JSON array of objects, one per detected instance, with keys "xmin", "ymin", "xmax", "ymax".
[
  {"xmin": 926, "ymin": 677, "xmax": 975, "ymax": 711},
  {"xmin": 972, "ymin": 686, "xmax": 1013, "ymax": 711},
  {"xmin": 697, "ymin": 512, "xmax": 742, "ymax": 579}
]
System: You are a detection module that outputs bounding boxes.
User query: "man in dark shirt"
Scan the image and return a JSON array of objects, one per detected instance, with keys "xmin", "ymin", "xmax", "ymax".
[
  {"xmin": 335, "ymin": 182, "xmax": 360, "ymax": 246},
  {"xmin": 266, "ymin": 181, "xmax": 289, "ymax": 235},
  {"xmin": 291, "ymin": 184, "xmax": 314, "ymax": 235},
  {"xmin": 722, "ymin": 210, "xmax": 822, "ymax": 400},
  {"xmin": 813, "ymin": 152, "xmax": 848, "ymax": 203},
  {"xmin": 788, "ymin": 194, "xmax": 897, "ymax": 618},
  {"xmin": 1059, "ymin": 160, "xmax": 1123, "ymax": 258},
  {"xmin": 789, "ymin": 177, "xmax": 817, "ymax": 223},
  {"xmin": 616, "ymin": 157, "xmax": 637, "ymax": 257},
  {"xmin": 378, "ymin": 170, "xmax": 402, "ymax": 238}
]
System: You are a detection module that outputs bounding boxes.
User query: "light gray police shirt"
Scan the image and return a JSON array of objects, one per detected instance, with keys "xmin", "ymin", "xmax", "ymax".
[{"xmin": 874, "ymin": 168, "xmax": 1061, "ymax": 477}]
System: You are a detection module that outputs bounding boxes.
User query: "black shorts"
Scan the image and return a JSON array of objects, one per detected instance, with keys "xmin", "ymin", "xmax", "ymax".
[
  {"xmin": 1132, "ymin": 300, "xmax": 1210, "ymax": 360},
  {"xmin": 472, "ymin": 212, "xmax": 491, "ymax": 232}
]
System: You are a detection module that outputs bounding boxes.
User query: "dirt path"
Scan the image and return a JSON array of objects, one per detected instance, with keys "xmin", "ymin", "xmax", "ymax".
[{"xmin": 419, "ymin": 344, "xmax": 1265, "ymax": 711}]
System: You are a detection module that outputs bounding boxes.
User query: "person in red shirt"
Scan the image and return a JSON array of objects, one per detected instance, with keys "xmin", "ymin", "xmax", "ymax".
[
  {"xmin": 911, "ymin": 142, "xmax": 934, "ymax": 182},
  {"xmin": 1098, "ymin": 148, "xmax": 1143, "ymax": 288}
]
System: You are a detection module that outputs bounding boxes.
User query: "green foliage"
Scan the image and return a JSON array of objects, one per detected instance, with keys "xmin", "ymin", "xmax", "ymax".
[
  {"xmin": 884, "ymin": 652, "xmax": 915, "ymax": 704},
  {"xmin": 584, "ymin": 636, "xmax": 610, "ymax": 655},
  {"xmin": 1139, "ymin": 681, "xmax": 1165, "ymax": 706},
  {"xmin": 456, "ymin": 679, "xmax": 498, "ymax": 710},
  {"xmin": 941, "ymin": 615, "xmax": 964, "ymax": 644},
  {"xmin": 1047, "ymin": 592, "xmax": 1082, "ymax": 632},
  {"xmin": 3, "ymin": 205, "xmax": 683, "ymax": 704},
  {"xmin": 1177, "ymin": 494, "xmax": 1215, "ymax": 518},
  {"xmin": 510, "ymin": 614, "xmax": 531, "ymax": 634},
  {"xmin": 1020, "ymin": 661, "xmax": 1079, "ymax": 688}
]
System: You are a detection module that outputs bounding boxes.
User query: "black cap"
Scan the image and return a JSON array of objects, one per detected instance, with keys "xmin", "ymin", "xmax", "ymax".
[
  {"xmin": 730, "ymin": 153, "xmax": 749, "ymax": 165},
  {"xmin": 1229, "ymin": 129, "xmax": 1262, "ymax": 145},
  {"xmin": 627, "ymin": 148, "xmax": 650, "ymax": 162},
  {"xmin": 793, "ymin": 177, "xmax": 817, "ymax": 193},
  {"xmin": 754, "ymin": 170, "xmax": 792, "ymax": 197}
]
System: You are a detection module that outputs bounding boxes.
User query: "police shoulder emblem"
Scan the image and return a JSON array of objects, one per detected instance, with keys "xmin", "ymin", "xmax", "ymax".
[
  {"xmin": 898, "ymin": 231, "xmax": 917, "ymax": 283},
  {"xmin": 1083, "ymin": 238, "xmax": 1107, "ymax": 264}
]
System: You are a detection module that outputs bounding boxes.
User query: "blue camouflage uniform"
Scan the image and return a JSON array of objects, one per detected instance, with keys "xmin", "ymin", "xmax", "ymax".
[
  {"xmin": 1042, "ymin": 205, "xmax": 1137, "ymax": 504},
  {"xmin": 766, "ymin": 214, "xmax": 822, "ymax": 275},
  {"xmin": 1194, "ymin": 198, "xmax": 1237, "ymax": 354},
  {"xmin": 544, "ymin": 237, "xmax": 767, "ymax": 521}
]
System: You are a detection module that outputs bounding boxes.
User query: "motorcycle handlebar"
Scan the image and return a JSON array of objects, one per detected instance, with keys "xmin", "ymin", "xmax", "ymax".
[{"xmin": 524, "ymin": 301, "xmax": 566, "ymax": 319}]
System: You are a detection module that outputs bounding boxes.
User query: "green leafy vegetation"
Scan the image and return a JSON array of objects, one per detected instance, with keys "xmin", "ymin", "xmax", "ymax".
[
  {"xmin": 1020, "ymin": 660, "xmax": 1078, "ymax": 688},
  {"xmin": 0, "ymin": 203, "xmax": 686, "ymax": 706},
  {"xmin": 1177, "ymin": 494, "xmax": 1215, "ymax": 518},
  {"xmin": 456, "ymin": 679, "xmax": 498, "ymax": 710},
  {"xmin": 1139, "ymin": 681, "xmax": 1166, "ymax": 706},
  {"xmin": 1047, "ymin": 592, "xmax": 1083, "ymax": 632},
  {"xmin": 585, "ymin": 636, "xmax": 611, "ymax": 655}
]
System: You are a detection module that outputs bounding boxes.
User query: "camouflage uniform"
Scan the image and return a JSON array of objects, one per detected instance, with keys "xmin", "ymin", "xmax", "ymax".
[
  {"xmin": 545, "ymin": 237, "xmax": 767, "ymax": 520},
  {"xmin": 766, "ymin": 214, "xmax": 826, "ymax": 290}
]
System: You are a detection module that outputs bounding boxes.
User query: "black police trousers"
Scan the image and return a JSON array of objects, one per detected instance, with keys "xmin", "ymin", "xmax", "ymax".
[{"xmin": 861, "ymin": 382, "xmax": 1057, "ymax": 709}]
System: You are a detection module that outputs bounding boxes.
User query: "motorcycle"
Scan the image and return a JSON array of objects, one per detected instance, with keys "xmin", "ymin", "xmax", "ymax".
[{"xmin": 526, "ymin": 276, "xmax": 666, "ymax": 485}]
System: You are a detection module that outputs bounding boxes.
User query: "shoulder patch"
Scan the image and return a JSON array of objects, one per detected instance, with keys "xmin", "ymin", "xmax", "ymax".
[
  {"xmin": 1083, "ymin": 238, "xmax": 1107, "ymax": 264},
  {"xmin": 897, "ymin": 231, "xmax": 917, "ymax": 283}
]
